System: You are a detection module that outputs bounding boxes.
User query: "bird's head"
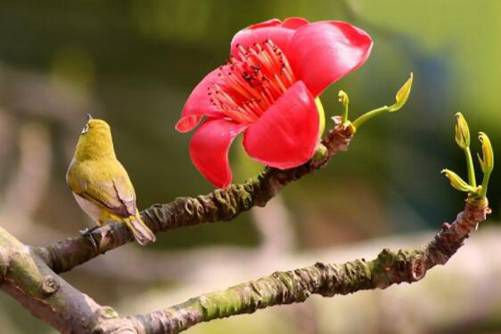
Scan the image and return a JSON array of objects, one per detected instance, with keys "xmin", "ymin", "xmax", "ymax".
[{"xmin": 74, "ymin": 115, "xmax": 116, "ymax": 161}]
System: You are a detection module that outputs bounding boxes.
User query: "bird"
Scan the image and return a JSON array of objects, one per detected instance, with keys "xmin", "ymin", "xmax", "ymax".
[{"xmin": 66, "ymin": 115, "xmax": 156, "ymax": 246}]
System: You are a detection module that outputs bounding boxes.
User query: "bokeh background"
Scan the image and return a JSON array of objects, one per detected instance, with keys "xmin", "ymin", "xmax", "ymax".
[{"xmin": 1, "ymin": 1, "xmax": 500, "ymax": 333}]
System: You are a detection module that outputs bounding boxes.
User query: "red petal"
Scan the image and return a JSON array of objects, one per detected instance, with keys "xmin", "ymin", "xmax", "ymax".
[
  {"xmin": 189, "ymin": 119, "xmax": 246, "ymax": 188},
  {"xmin": 287, "ymin": 21, "xmax": 373, "ymax": 96},
  {"xmin": 230, "ymin": 17, "xmax": 308, "ymax": 57},
  {"xmin": 249, "ymin": 18, "xmax": 282, "ymax": 29},
  {"xmin": 282, "ymin": 17, "xmax": 309, "ymax": 29},
  {"xmin": 243, "ymin": 81, "xmax": 319, "ymax": 169},
  {"xmin": 176, "ymin": 115, "xmax": 203, "ymax": 133},
  {"xmin": 176, "ymin": 67, "xmax": 228, "ymax": 133}
]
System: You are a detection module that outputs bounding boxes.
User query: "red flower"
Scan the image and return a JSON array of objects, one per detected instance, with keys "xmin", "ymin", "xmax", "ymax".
[{"xmin": 176, "ymin": 17, "xmax": 373, "ymax": 188}]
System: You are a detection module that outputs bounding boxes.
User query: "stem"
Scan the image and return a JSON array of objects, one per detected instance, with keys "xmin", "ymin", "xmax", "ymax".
[
  {"xmin": 464, "ymin": 147, "xmax": 477, "ymax": 187},
  {"xmin": 480, "ymin": 171, "xmax": 491, "ymax": 198},
  {"xmin": 342, "ymin": 100, "xmax": 349, "ymax": 124},
  {"xmin": 352, "ymin": 106, "xmax": 389, "ymax": 129}
]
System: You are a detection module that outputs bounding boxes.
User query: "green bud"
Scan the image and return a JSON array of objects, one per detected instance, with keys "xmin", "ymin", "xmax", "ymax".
[
  {"xmin": 478, "ymin": 132, "xmax": 494, "ymax": 174},
  {"xmin": 441, "ymin": 169, "xmax": 477, "ymax": 193},
  {"xmin": 388, "ymin": 73, "xmax": 413, "ymax": 112},
  {"xmin": 454, "ymin": 112, "xmax": 470, "ymax": 149},
  {"xmin": 338, "ymin": 90, "xmax": 349, "ymax": 107},
  {"xmin": 352, "ymin": 73, "xmax": 414, "ymax": 129},
  {"xmin": 338, "ymin": 90, "xmax": 350, "ymax": 123},
  {"xmin": 315, "ymin": 97, "xmax": 326, "ymax": 137}
]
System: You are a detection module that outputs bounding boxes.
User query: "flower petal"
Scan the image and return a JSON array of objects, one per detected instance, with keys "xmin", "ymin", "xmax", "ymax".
[
  {"xmin": 230, "ymin": 17, "xmax": 308, "ymax": 57},
  {"xmin": 287, "ymin": 21, "xmax": 373, "ymax": 96},
  {"xmin": 243, "ymin": 81, "xmax": 319, "ymax": 169},
  {"xmin": 248, "ymin": 18, "xmax": 282, "ymax": 29},
  {"xmin": 176, "ymin": 115, "xmax": 204, "ymax": 133},
  {"xmin": 282, "ymin": 17, "xmax": 309, "ymax": 29},
  {"xmin": 176, "ymin": 67, "xmax": 228, "ymax": 133},
  {"xmin": 189, "ymin": 119, "xmax": 246, "ymax": 188}
]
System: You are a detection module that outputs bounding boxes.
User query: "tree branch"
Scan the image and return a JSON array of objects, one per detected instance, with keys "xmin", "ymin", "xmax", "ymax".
[
  {"xmin": 119, "ymin": 197, "xmax": 489, "ymax": 334},
  {"xmin": 36, "ymin": 118, "xmax": 355, "ymax": 274},
  {"xmin": 0, "ymin": 171, "xmax": 491, "ymax": 333},
  {"xmin": 0, "ymin": 226, "xmax": 126, "ymax": 334}
]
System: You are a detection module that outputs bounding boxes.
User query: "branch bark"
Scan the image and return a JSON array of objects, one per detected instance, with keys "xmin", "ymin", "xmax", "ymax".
[
  {"xmin": 0, "ymin": 226, "xmax": 126, "ymax": 334},
  {"xmin": 95, "ymin": 197, "xmax": 489, "ymax": 333},
  {"xmin": 37, "ymin": 119, "xmax": 355, "ymax": 274},
  {"xmin": 0, "ymin": 186, "xmax": 491, "ymax": 333}
]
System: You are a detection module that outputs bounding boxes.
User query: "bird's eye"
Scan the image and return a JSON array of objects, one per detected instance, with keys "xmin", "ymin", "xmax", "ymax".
[{"xmin": 81, "ymin": 124, "xmax": 89, "ymax": 134}]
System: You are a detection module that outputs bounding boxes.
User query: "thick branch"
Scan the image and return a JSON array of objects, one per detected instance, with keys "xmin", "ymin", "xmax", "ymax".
[
  {"xmin": 37, "ymin": 120, "xmax": 354, "ymax": 274},
  {"xmin": 0, "ymin": 226, "xmax": 127, "ymax": 334},
  {"xmin": 111, "ymin": 197, "xmax": 488, "ymax": 334},
  {"xmin": 1, "ymin": 192, "xmax": 491, "ymax": 333}
]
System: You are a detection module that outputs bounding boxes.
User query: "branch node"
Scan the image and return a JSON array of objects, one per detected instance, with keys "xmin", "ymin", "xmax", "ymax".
[
  {"xmin": 41, "ymin": 275, "xmax": 59, "ymax": 296},
  {"xmin": 184, "ymin": 198, "xmax": 204, "ymax": 218},
  {"xmin": 410, "ymin": 256, "xmax": 426, "ymax": 281},
  {"xmin": 91, "ymin": 307, "xmax": 136, "ymax": 334},
  {"xmin": 97, "ymin": 306, "xmax": 120, "ymax": 320}
]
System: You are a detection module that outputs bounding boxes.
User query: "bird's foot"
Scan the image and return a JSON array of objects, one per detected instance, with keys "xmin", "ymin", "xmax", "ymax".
[
  {"xmin": 80, "ymin": 226, "xmax": 99, "ymax": 249},
  {"xmin": 79, "ymin": 226, "xmax": 99, "ymax": 235}
]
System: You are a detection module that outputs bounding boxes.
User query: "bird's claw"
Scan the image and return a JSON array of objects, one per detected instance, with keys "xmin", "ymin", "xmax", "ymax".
[{"xmin": 80, "ymin": 226, "xmax": 99, "ymax": 249}]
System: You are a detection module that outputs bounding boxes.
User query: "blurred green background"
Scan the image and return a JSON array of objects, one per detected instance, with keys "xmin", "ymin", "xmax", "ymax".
[{"xmin": 0, "ymin": 0, "xmax": 500, "ymax": 333}]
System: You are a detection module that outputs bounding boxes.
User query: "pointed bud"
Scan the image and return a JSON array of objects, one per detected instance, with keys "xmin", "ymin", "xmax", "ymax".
[
  {"xmin": 478, "ymin": 132, "xmax": 494, "ymax": 174},
  {"xmin": 388, "ymin": 73, "xmax": 413, "ymax": 112},
  {"xmin": 338, "ymin": 90, "xmax": 349, "ymax": 107},
  {"xmin": 441, "ymin": 169, "xmax": 476, "ymax": 193},
  {"xmin": 338, "ymin": 90, "xmax": 350, "ymax": 123},
  {"xmin": 454, "ymin": 112, "xmax": 470, "ymax": 149}
]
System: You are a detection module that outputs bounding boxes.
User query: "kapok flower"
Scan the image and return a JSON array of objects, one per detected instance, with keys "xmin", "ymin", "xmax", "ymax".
[{"xmin": 176, "ymin": 17, "xmax": 373, "ymax": 188}]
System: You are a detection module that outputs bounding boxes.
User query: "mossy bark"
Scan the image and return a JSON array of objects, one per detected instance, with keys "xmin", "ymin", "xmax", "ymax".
[
  {"xmin": 0, "ymin": 192, "xmax": 491, "ymax": 333},
  {"xmin": 126, "ymin": 198, "xmax": 490, "ymax": 334},
  {"xmin": 0, "ymin": 226, "xmax": 121, "ymax": 334}
]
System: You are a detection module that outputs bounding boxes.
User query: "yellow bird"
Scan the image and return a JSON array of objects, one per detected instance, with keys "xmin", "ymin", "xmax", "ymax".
[{"xmin": 66, "ymin": 115, "xmax": 156, "ymax": 246}]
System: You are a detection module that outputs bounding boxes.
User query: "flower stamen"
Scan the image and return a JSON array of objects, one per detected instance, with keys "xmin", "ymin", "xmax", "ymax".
[{"xmin": 211, "ymin": 42, "xmax": 296, "ymax": 123}]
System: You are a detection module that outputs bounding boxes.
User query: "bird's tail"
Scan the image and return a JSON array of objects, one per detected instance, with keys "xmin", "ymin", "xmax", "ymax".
[{"xmin": 124, "ymin": 213, "xmax": 156, "ymax": 246}]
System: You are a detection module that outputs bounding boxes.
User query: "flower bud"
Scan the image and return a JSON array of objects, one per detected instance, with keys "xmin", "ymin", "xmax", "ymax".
[
  {"xmin": 478, "ymin": 132, "xmax": 494, "ymax": 174},
  {"xmin": 441, "ymin": 169, "xmax": 476, "ymax": 193},
  {"xmin": 338, "ymin": 90, "xmax": 349, "ymax": 107},
  {"xmin": 338, "ymin": 90, "xmax": 350, "ymax": 123},
  {"xmin": 389, "ymin": 73, "xmax": 413, "ymax": 112},
  {"xmin": 454, "ymin": 112, "xmax": 470, "ymax": 149}
]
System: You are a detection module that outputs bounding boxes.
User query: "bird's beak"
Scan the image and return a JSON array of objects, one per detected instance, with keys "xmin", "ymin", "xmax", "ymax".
[{"xmin": 86, "ymin": 113, "xmax": 93, "ymax": 122}]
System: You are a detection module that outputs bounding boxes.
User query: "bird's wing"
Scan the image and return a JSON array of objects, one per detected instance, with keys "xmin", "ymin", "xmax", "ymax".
[{"xmin": 68, "ymin": 161, "xmax": 137, "ymax": 218}]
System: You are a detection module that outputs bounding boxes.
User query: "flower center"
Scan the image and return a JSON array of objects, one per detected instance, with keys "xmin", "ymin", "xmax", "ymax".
[{"xmin": 209, "ymin": 40, "xmax": 296, "ymax": 124}]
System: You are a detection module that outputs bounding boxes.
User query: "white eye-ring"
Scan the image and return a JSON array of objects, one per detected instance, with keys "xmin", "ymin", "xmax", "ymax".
[{"xmin": 81, "ymin": 124, "xmax": 89, "ymax": 134}]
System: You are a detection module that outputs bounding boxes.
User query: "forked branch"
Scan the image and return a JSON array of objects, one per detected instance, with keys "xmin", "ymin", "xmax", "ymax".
[{"xmin": 98, "ymin": 198, "xmax": 491, "ymax": 333}]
